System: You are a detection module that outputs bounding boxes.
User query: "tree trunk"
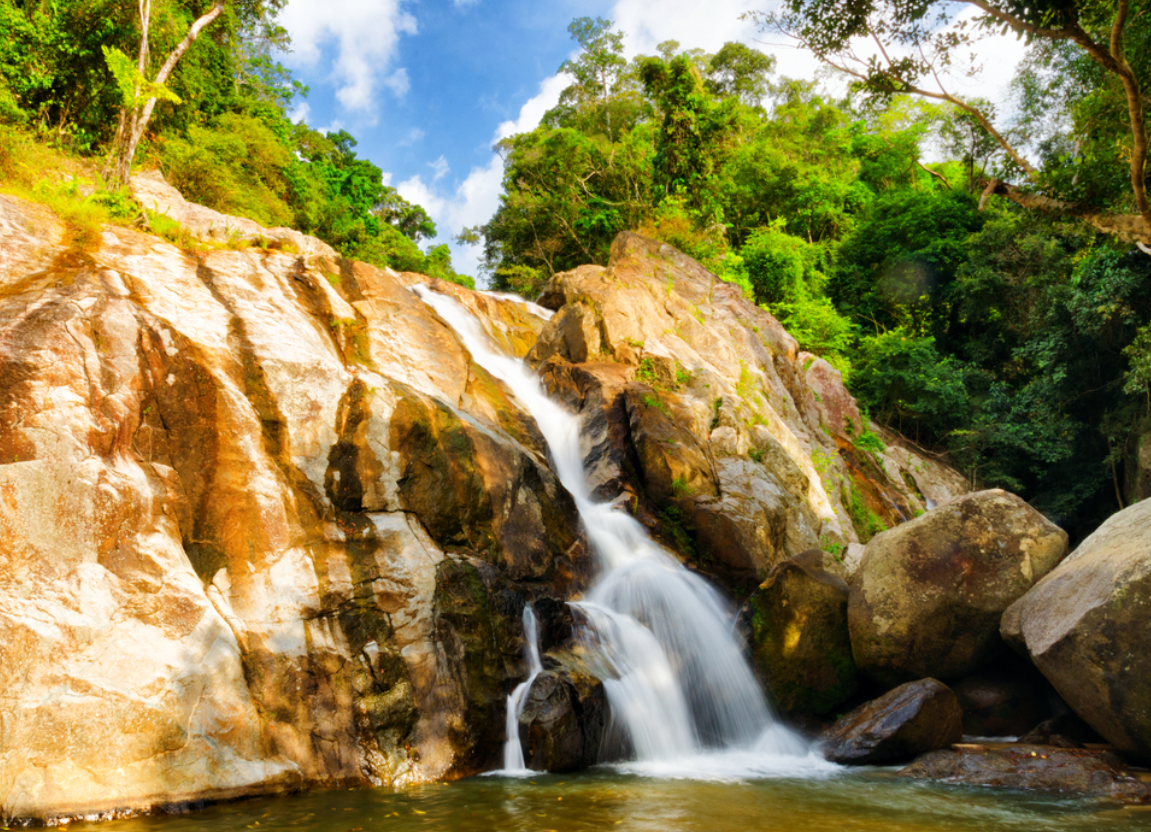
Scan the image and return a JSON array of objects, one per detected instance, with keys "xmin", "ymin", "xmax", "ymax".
[{"xmin": 108, "ymin": 1, "xmax": 225, "ymax": 188}]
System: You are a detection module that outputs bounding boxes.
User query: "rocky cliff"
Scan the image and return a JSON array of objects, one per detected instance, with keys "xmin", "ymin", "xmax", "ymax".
[{"xmin": 0, "ymin": 177, "xmax": 965, "ymax": 823}]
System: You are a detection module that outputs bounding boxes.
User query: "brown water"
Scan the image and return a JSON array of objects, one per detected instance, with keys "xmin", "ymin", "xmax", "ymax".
[{"xmin": 65, "ymin": 769, "xmax": 1151, "ymax": 832}]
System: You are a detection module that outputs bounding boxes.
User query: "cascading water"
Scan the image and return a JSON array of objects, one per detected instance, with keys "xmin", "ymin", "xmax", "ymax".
[
  {"xmin": 414, "ymin": 285, "xmax": 835, "ymax": 779},
  {"xmin": 502, "ymin": 604, "xmax": 543, "ymax": 773}
]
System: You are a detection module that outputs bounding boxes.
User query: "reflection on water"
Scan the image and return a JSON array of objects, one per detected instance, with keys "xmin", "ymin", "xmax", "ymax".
[{"xmin": 67, "ymin": 769, "xmax": 1150, "ymax": 832}]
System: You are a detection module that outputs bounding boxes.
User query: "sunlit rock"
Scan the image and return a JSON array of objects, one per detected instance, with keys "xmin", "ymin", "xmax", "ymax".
[{"xmin": 849, "ymin": 489, "xmax": 1067, "ymax": 686}]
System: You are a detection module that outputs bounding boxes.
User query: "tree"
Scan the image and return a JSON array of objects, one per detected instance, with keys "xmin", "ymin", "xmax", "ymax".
[
  {"xmin": 705, "ymin": 42, "xmax": 776, "ymax": 106},
  {"xmin": 105, "ymin": 0, "xmax": 285, "ymax": 187},
  {"xmin": 555, "ymin": 17, "xmax": 630, "ymax": 141},
  {"xmin": 751, "ymin": 0, "xmax": 1151, "ymax": 247},
  {"xmin": 640, "ymin": 54, "xmax": 736, "ymax": 217},
  {"xmin": 105, "ymin": 0, "xmax": 222, "ymax": 185}
]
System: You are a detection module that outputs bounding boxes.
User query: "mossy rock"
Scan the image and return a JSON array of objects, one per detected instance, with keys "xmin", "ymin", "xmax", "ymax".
[
  {"xmin": 433, "ymin": 557, "xmax": 525, "ymax": 772},
  {"xmin": 748, "ymin": 550, "xmax": 858, "ymax": 715}
]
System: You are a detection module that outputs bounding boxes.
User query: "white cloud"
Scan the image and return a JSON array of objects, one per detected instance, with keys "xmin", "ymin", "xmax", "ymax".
[
  {"xmin": 610, "ymin": 0, "xmax": 759, "ymax": 56},
  {"xmin": 428, "ymin": 155, "xmax": 451, "ymax": 182},
  {"xmin": 398, "ymin": 127, "xmax": 426, "ymax": 147},
  {"xmin": 289, "ymin": 102, "xmax": 310, "ymax": 124},
  {"xmin": 280, "ymin": 0, "xmax": 418, "ymax": 113},
  {"xmin": 495, "ymin": 72, "xmax": 571, "ymax": 141},
  {"xmin": 453, "ymin": 0, "xmax": 481, "ymax": 7},
  {"xmin": 382, "ymin": 68, "xmax": 411, "ymax": 99}
]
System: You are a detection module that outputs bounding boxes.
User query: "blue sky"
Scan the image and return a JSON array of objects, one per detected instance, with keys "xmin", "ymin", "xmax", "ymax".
[{"xmin": 276, "ymin": 0, "xmax": 1028, "ymax": 282}]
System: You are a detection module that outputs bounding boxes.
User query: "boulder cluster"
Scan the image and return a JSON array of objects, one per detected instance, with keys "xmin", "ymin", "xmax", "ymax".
[{"xmin": 743, "ymin": 488, "xmax": 1151, "ymax": 798}]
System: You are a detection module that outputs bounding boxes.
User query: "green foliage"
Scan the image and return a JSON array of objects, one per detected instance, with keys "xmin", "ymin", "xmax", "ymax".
[
  {"xmin": 846, "ymin": 485, "xmax": 886, "ymax": 543},
  {"xmin": 102, "ymin": 46, "xmax": 181, "ymax": 108},
  {"xmin": 494, "ymin": 264, "xmax": 547, "ymax": 297},
  {"xmin": 833, "ymin": 187, "xmax": 984, "ymax": 337},
  {"xmin": 482, "ymin": 124, "xmax": 653, "ymax": 282},
  {"xmin": 0, "ymin": 0, "xmax": 458, "ymax": 281},
  {"xmin": 160, "ymin": 113, "xmax": 293, "ymax": 227},
  {"xmin": 640, "ymin": 53, "xmax": 734, "ymax": 220},
  {"xmin": 772, "ymin": 294, "xmax": 855, "ymax": 379},
  {"xmin": 636, "ymin": 357, "xmax": 660, "ymax": 385},
  {"xmin": 1123, "ymin": 324, "xmax": 1151, "ymax": 409},
  {"xmin": 704, "ymin": 42, "xmax": 775, "ymax": 106},
  {"xmin": 852, "ymin": 328, "xmax": 971, "ymax": 447}
]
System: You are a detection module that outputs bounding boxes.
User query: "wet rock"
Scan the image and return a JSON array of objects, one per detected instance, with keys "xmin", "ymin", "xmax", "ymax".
[
  {"xmin": 746, "ymin": 551, "xmax": 858, "ymax": 715},
  {"xmin": 390, "ymin": 389, "xmax": 584, "ymax": 583},
  {"xmin": 821, "ymin": 679, "xmax": 963, "ymax": 765},
  {"xmin": 1001, "ymin": 497, "xmax": 1151, "ymax": 760},
  {"xmin": 625, "ymin": 384, "xmax": 719, "ymax": 505},
  {"xmin": 536, "ymin": 358, "xmax": 636, "ymax": 502},
  {"xmin": 898, "ymin": 745, "xmax": 1151, "ymax": 800},
  {"xmin": 849, "ymin": 489, "xmax": 1068, "ymax": 686},
  {"xmin": 423, "ymin": 278, "xmax": 547, "ymax": 360},
  {"xmin": 527, "ymin": 299, "xmax": 603, "ymax": 364},
  {"xmin": 433, "ymin": 558, "xmax": 526, "ymax": 773},
  {"xmin": 533, "ymin": 596, "xmax": 577, "ymax": 653},
  {"xmin": 518, "ymin": 667, "xmax": 608, "ymax": 773}
]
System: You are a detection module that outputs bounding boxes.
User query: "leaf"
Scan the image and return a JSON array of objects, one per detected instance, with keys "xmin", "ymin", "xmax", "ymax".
[{"xmin": 102, "ymin": 45, "xmax": 182, "ymax": 109}]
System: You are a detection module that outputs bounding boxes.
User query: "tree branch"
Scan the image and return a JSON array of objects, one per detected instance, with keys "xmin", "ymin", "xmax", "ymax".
[
  {"xmin": 965, "ymin": 0, "xmax": 1148, "ymax": 236},
  {"xmin": 826, "ymin": 57, "xmax": 1038, "ymax": 177},
  {"xmin": 991, "ymin": 180, "xmax": 1151, "ymax": 244}
]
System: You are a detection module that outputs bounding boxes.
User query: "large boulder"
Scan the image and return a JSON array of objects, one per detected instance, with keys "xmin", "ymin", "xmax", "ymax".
[
  {"xmin": 821, "ymin": 678, "xmax": 963, "ymax": 765},
  {"xmin": 899, "ymin": 745, "xmax": 1151, "ymax": 800},
  {"xmin": 849, "ymin": 490, "xmax": 1068, "ymax": 686},
  {"xmin": 1001, "ymin": 497, "xmax": 1151, "ymax": 760},
  {"xmin": 517, "ymin": 667, "xmax": 607, "ymax": 773},
  {"xmin": 746, "ymin": 551, "xmax": 858, "ymax": 715}
]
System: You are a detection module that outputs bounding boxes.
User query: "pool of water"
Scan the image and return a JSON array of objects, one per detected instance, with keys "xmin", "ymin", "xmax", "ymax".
[{"xmin": 67, "ymin": 768, "xmax": 1151, "ymax": 832}]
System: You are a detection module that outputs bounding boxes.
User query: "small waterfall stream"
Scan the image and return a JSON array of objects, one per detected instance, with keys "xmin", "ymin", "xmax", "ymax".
[
  {"xmin": 414, "ymin": 286, "xmax": 833, "ymax": 779},
  {"xmin": 502, "ymin": 605, "xmax": 543, "ymax": 772}
]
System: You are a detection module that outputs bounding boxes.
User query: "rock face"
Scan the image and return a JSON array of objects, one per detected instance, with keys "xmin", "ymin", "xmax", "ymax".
[
  {"xmin": 821, "ymin": 679, "xmax": 964, "ymax": 765},
  {"xmin": 899, "ymin": 745, "xmax": 1151, "ymax": 800},
  {"xmin": 849, "ymin": 490, "xmax": 1068, "ymax": 686},
  {"xmin": 0, "ymin": 186, "xmax": 972, "ymax": 822},
  {"xmin": 745, "ymin": 550, "xmax": 857, "ymax": 715},
  {"xmin": 1001, "ymin": 498, "xmax": 1151, "ymax": 760},
  {"xmin": 0, "ymin": 187, "xmax": 579, "ymax": 823},
  {"xmin": 532, "ymin": 232, "xmax": 968, "ymax": 589}
]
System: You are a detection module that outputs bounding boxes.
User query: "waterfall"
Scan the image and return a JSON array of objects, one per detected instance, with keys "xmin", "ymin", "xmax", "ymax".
[
  {"xmin": 502, "ymin": 604, "xmax": 543, "ymax": 772},
  {"xmin": 414, "ymin": 285, "xmax": 834, "ymax": 779}
]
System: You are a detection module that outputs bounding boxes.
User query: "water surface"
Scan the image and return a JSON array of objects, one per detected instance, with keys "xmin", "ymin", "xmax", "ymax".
[{"xmin": 68, "ymin": 769, "xmax": 1151, "ymax": 832}]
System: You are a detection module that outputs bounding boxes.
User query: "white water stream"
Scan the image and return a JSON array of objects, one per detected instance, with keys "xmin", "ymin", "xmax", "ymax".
[
  {"xmin": 414, "ymin": 285, "xmax": 834, "ymax": 780},
  {"xmin": 502, "ymin": 605, "xmax": 543, "ymax": 772}
]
